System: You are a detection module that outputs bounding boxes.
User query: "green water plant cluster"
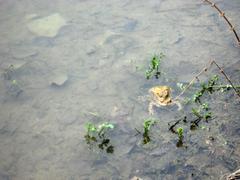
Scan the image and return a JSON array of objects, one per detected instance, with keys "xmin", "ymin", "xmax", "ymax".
[
  {"xmin": 192, "ymin": 75, "xmax": 219, "ymax": 103},
  {"xmin": 142, "ymin": 119, "xmax": 156, "ymax": 144},
  {"xmin": 84, "ymin": 122, "xmax": 114, "ymax": 153},
  {"xmin": 190, "ymin": 103, "xmax": 212, "ymax": 130},
  {"xmin": 145, "ymin": 53, "xmax": 165, "ymax": 79}
]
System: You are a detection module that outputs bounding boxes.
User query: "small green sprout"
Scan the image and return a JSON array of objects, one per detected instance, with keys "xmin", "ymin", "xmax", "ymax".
[
  {"xmin": 176, "ymin": 127, "xmax": 184, "ymax": 147},
  {"xmin": 143, "ymin": 119, "xmax": 156, "ymax": 134},
  {"xmin": 145, "ymin": 53, "xmax": 165, "ymax": 79},
  {"xmin": 177, "ymin": 127, "xmax": 183, "ymax": 140},
  {"xmin": 142, "ymin": 119, "xmax": 156, "ymax": 144}
]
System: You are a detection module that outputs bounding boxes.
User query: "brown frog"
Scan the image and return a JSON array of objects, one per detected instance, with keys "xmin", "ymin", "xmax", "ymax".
[{"xmin": 148, "ymin": 86, "xmax": 181, "ymax": 115}]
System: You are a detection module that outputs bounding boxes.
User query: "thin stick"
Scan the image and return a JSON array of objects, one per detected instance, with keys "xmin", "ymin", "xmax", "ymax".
[
  {"xmin": 175, "ymin": 60, "xmax": 240, "ymax": 100},
  {"xmin": 202, "ymin": 0, "xmax": 240, "ymax": 46},
  {"xmin": 174, "ymin": 60, "xmax": 213, "ymax": 100},
  {"xmin": 168, "ymin": 119, "xmax": 182, "ymax": 133},
  {"xmin": 212, "ymin": 60, "xmax": 240, "ymax": 97}
]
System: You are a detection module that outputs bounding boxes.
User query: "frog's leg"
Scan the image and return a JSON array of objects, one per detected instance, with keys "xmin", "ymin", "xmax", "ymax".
[
  {"xmin": 148, "ymin": 102, "xmax": 154, "ymax": 115},
  {"xmin": 174, "ymin": 100, "xmax": 182, "ymax": 111}
]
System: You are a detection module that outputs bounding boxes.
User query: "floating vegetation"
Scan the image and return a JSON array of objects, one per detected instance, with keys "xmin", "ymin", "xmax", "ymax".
[
  {"xmin": 84, "ymin": 122, "xmax": 114, "ymax": 153},
  {"xmin": 145, "ymin": 53, "xmax": 165, "ymax": 79}
]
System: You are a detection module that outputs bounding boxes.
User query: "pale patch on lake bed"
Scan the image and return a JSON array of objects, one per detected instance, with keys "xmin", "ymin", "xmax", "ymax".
[{"xmin": 26, "ymin": 13, "xmax": 66, "ymax": 37}]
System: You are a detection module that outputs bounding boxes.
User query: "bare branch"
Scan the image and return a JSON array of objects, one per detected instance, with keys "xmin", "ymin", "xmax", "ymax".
[
  {"xmin": 175, "ymin": 60, "xmax": 240, "ymax": 100},
  {"xmin": 202, "ymin": 0, "xmax": 240, "ymax": 46}
]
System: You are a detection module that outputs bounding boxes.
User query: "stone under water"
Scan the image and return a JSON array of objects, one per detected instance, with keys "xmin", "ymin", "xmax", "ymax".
[
  {"xmin": 50, "ymin": 73, "xmax": 68, "ymax": 87},
  {"xmin": 27, "ymin": 13, "xmax": 66, "ymax": 37}
]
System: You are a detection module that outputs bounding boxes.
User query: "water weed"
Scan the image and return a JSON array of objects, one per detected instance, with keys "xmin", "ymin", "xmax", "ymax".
[
  {"xmin": 142, "ymin": 119, "xmax": 156, "ymax": 144},
  {"xmin": 145, "ymin": 53, "xmax": 165, "ymax": 79},
  {"xmin": 84, "ymin": 122, "xmax": 114, "ymax": 153},
  {"xmin": 176, "ymin": 127, "xmax": 184, "ymax": 147}
]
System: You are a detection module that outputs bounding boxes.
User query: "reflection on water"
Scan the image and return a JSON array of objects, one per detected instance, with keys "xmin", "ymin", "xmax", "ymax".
[{"xmin": 0, "ymin": 0, "xmax": 240, "ymax": 179}]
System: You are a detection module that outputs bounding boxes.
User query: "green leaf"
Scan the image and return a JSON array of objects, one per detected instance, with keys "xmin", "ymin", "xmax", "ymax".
[
  {"xmin": 192, "ymin": 108, "xmax": 202, "ymax": 118},
  {"xmin": 151, "ymin": 56, "xmax": 159, "ymax": 69},
  {"xmin": 98, "ymin": 122, "xmax": 114, "ymax": 131},
  {"xmin": 201, "ymin": 103, "xmax": 209, "ymax": 111},
  {"xmin": 177, "ymin": 127, "xmax": 183, "ymax": 139},
  {"xmin": 85, "ymin": 123, "xmax": 97, "ymax": 132},
  {"xmin": 143, "ymin": 119, "xmax": 156, "ymax": 132},
  {"xmin": 204, "ymin": 112, "xmax": 212, "ymax": 120}
]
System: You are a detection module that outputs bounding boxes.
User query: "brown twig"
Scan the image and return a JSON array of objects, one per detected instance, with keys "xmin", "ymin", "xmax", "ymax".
[
  {"xmin": 211, "ymin": 60, "xmax": 240, "ymax": 97},
  {"xmin": 174, "ymin": 60, "xmax": 213, "ymax": 100},
  {"xmin": 168, "ymin": 119, "xmax": 181, "ymax": 133},
  {"xmin": 175, "ymin": 60, "xmax": 240, "ymax": 100},
  {"xmin": 202, "ymin": 0, "xmax": 240, "ymax": 46}
]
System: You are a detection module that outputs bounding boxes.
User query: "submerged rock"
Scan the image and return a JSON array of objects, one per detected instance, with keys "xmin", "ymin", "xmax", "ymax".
[
  {"xmin": 50, "ymin": 73, "xmax": 68, "ymax": 87},
  {"xmin": 27, "ymin": 13, "xmax": 66, "ymax": 37}
]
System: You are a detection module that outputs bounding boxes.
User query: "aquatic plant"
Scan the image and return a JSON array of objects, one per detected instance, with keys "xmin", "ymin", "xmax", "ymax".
[
  {"xmin": 192, "ymin": 75, "xmax": 219, "ymax": 103},
  {"xmin": 176, "ymin": 127, "xmax": 184, "ymax": 147},
  {"xmin": 191, "ymin": 107, "xmax": 212, "ymax": 120},
  {"xmin": 145, "ymin": 53, "xmax": 165, "ymax": 79},
  {"xmin": 85, "ymin": 122, "xmax": 114, "ymax": 136},
  {"xmin": 84, "ymin": 122, "xmax": 97, "ymax": 144},
  {"xmin": 177, "ymin": 127, "xmax": 183, "ymax": 140},
  {"xmin": 142, "ymin": 119, "xmax": 156, "ymax": 144},
  {"xmin": 143, "ymin": 119, "xmax": 156, "ymax": 135},
  {"xmin": 84, "ymin": 122, "xmax": 114, "ymax": 153},
  {"xmin": 175, "ymin": 60, "xmax": 240, "ymax": 100}
]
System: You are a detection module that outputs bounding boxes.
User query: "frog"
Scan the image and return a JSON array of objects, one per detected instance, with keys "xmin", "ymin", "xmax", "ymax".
[{"xmin": 147, "ymin": 86, "xmax": 182, "ymax": 115}]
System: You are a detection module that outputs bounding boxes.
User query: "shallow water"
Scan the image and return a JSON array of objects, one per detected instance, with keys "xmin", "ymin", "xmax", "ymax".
[{"xmin": 0, "ymin": 0, "xmax": 240, "ymax": 179}]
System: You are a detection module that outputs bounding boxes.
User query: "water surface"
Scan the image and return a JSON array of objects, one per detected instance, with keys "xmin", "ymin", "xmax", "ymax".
[{"xmin": 0, "ymin": 0, "xmax": 240, "ymax": 179}]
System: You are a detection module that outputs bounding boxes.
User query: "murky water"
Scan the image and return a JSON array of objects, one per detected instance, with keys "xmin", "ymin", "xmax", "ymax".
[{"xmin": 0, "ymin": 0, "xmax": 240, "ymax": 179}]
